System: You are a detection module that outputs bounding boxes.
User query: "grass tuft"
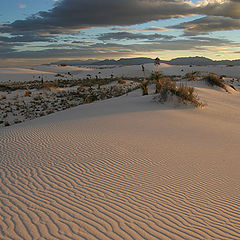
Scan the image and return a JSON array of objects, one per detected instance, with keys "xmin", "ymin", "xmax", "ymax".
[
  {"xmin": 204, "ymin": 73, "xmax": 228, "ymax": 92},
  {"xmin": 154, "ymin": 78, "xmax": 204, "ymax": 108}
]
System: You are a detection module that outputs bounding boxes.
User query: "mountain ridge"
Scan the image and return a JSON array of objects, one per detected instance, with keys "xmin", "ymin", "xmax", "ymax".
[{"xmin": 51, "ymin": 56, "xmax": 240, "ymax": 66}]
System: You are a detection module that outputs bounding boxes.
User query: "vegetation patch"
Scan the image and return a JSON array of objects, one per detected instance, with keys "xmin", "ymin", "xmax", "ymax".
[
  {"xmin": 0, "ymin": 79, "xmax": 140, "ymax": 128},
  {"xmin": 154, "ymin": 78, "xmax": 204, "ymax": 108},
  {"xmin": 204, "ymin": 73, "xmax": 228, "ymax": 92}
]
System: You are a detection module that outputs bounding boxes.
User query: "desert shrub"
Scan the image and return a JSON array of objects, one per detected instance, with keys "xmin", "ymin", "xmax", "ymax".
[
  {"xmin": 43, "ymin": 81, "xmax": 57, "ymax": 91},
  {"xmin": 176, "ymin": 84, "xmax": 203, "ymax": 107},
  {"xmin": 204, "ymin": 73, "xmax": 227, "ymax": 91},
  {"xmin": 55, "ymin": 73, "xmax": 64, "ymax": 77},
  {"xmin": 151, "ymin": 72, "xmax": 164, "ymax": 93},
  {"xmin": 183, "ymin": 72, "xmax": 197, "ymax": 81},
  {"xmin": 24, "ymin": 90, "xmax": 31, "ymax": 96},
  {"xmin": 140, "ymin": 80, "xmax": 149, "ymax": 95},
  {"xmin": 151, "ymin": 72, "xmax": 163, "ymax": 82},
  {"xmin": 46, "ymin": 109, "xmax": 54, "ymax": 115},
  {"xmin": 14, "ymin": 93, "xmax": 19, "ymax": 100},
  {"xmin": 14, "ymin": 119, "xmax": 22, "ymax": 124},
  {"xmin": 33, "ymin": 94, "xmax": 43, "ymax": 101},
  {"xmin": 154, "ymin": 78, "xmax": 204, "ymax": 108},
  {"xmin": 156, "ymin": 78, "xmax": 177, "ymax": 102},
  {"xmin": 1, "ymin": 93, "xmax": 6, "ymax": 99},
  {"xmin": 4, "ymin": 121, "xmax": 10, "ymax": 127},
  {"xmin": 117, "ymin": 78, "xmax": 126, "ymax": 84}
]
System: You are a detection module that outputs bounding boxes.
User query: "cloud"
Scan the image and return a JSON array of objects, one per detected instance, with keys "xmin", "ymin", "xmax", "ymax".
[
  {"xmin": 143, "ymin": 27, "xmax": 168, "ymax": 31},
  {"xmin": 0, "ymin": 0, "xmax": 203, "ymax": 36},
  {"xmin": 71, "ymin": 41, "xmax": 93, "ymax": 44},
  {"xmin": 0, "ymin": 41, "xmax": 23, "ymax": 57},
  {"xmin": 0, "ymin": 35, "xmax": 54, "ymax": 43},
  {"xmin": 171, "ymin": 16, "xmax": 240, "ymax": 34},
  {"xmin": 197, "ymin": 0, "xmax": 240, "ymax": 19},
  {"xmin": 0, "ymin": 0, "xmax": 239, "ymax": 37},
  {"xmin": 0, "ymin": 37, "xmax": 233, "ymax": 59},
  {"xmin": 111, "ymin": 27, "xmax": 133, "ymax": 32},
  {"xmin": 98, "ymin": 32, "xmax": 175, "ymax": 41},
  {"xmin": 19, "ymin": 4, "xmax": 26, "ymax": 9},
  {"xmin": 0, "ymin": 0, "xmax": 239, "ymax": 64},
  {"xmin": 0, "ymin": 42, "xmax": 133, "ymax": 59}
]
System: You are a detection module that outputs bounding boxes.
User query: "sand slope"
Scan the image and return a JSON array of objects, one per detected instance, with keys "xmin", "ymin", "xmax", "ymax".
[{"xmin": 1, "ymin": 87, "xmax": 240, "ymax": 239}]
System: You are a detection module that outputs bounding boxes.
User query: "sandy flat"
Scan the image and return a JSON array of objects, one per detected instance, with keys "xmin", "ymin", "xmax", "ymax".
[{"xmin": 1, "ymin": 85, "xmax": 240, "ymax": 239}]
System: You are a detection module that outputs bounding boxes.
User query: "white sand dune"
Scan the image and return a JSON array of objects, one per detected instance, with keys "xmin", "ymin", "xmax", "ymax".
[
  {"xmin": 1, "ymin": 63, "xmax": 240, "ymax": 83},
  {"xmin": 0, "ymin": 67, "xmax": 56, "ymax": 83},
  {"xmin": 1, "ymin": 85, "xmax": 240, "ymax": 239}
]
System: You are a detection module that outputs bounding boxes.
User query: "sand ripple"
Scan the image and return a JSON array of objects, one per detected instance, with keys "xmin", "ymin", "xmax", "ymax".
[{"xmin": 1, "ymin": 90, "xmax": 240, "ymax": 239}]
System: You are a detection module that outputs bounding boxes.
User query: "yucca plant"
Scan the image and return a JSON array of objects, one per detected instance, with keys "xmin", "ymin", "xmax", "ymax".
[{"xmin": 154, "ymin": 57, "xmax": 160, "ymax": 74}]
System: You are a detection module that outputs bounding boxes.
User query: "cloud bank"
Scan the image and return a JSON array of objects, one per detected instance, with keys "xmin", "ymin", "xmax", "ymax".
[{"xmin": 1, "ymin": 0, "xmax": 239, "ymax": 36}]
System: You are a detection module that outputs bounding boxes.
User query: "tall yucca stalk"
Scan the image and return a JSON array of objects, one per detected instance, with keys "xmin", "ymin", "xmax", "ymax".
[{"xmin": 153, "ymin": 57, "xmax": 162, "ymax": 93}]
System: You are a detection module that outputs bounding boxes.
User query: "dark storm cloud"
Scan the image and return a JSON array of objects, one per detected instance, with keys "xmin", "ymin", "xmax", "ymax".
[
  {"xmin": 172, "ymin": 16, "xmax": 240, "ymax": 35},
  {"xmin": 2, "ymin": 0, "xmax": 239, "ymax": 36},
  {"xmin": 98, "ymin": 32, "xmax": 175, "ymax": 41},
  {"xmin": 0, "ymin": 0, "xmax": 193, "ymax": 35}
]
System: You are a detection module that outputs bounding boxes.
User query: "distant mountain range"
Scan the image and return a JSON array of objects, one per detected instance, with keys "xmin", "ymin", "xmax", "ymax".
[
  {"xmin": 167, "ymin": 57, "xmax": 240, "ymax": 66},
  {"xmin": 52, "ymin": 57, "xmax": 240, "ymax": 66}
]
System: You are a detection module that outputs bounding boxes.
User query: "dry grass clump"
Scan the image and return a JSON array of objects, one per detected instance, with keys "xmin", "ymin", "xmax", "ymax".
[
  {"xmin": 183, "ymin": 72, "xmax": 198, "ymax": 81},
  {"xmin": 204, "ymin": 73, "xmax": 227, "ymax": 91},
  {"xmin": 117, "ymin": 78, "xmax": 126, "ymax": 84},
  {"xmin": 4, "ymin": 121, "xmax": 10, "ymax": 127},
  {"xmin": 154, "ymin": 78, "xmax": 204, "ymax": 108},
  {"xmin": 77, "ymin": 86, "xmax": 86, "ymax": 92},
  {"xmin": 43, "ymin": 82, "xmax": 58, "ymax": 91},
  {"xmin": 24, "ymin": 90, "xmax": 31, "ymax": 96},
  {"xmin": 140, "ymin": 80, "xmax": 149, "ymax": 95},
  {"xmin": 151, "ymin": 72, "xmax": 163, "ymax": 93},
  {"xmin": 1, "ymin": 93, "xmax": 7, "ymax": 99}
]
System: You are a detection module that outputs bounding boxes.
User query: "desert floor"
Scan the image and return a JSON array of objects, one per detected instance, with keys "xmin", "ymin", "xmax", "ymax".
[{"xmin": 1, "ymin": 79, "xmax": 240, "ymax": 239}]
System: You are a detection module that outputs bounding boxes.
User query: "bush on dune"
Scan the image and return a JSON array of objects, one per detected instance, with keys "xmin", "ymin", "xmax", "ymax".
[
  {"xmin": 154, "ymin": 78, "xmax": 204, "ymax": 108},
  {"xmin": 204, "ymin": 73, "xmax": 228, "ymax": 92},
  {"xmin": 140, "ymin": 79, "xmax": 149, "ymax": 95},
  {"xmin": 183, "ymin": 72, "xmax": 198, "ymax": 81},
  {"xmin": 151, "ymin": 72, "xmax": 163, "ymax": 93}
]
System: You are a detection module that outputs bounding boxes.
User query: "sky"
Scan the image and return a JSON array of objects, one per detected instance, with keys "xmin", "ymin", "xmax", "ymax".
[{"xmin": 0, "ymin": 0, "xmax": 240, "ymax": 66}]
